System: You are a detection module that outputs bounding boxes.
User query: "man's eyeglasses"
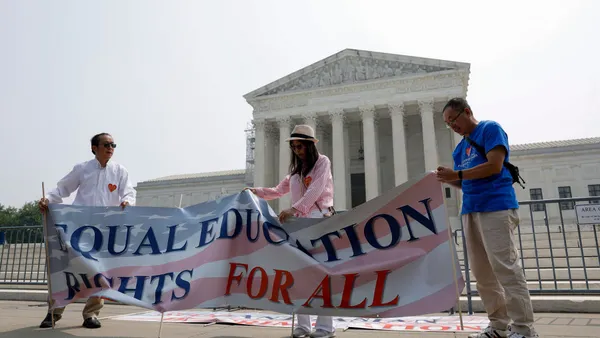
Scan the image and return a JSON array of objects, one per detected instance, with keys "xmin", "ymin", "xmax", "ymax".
[
  {"xmin": 103, "ymin": 142, "xmax": 117, "ymax": 149},
  {"xmin": 446, "ymin": 110, "xmax": 464, "ymax": 128}
]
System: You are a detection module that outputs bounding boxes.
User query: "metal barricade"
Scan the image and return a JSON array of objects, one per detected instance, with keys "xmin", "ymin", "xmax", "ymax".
[
  {"xmin": 455, "ymin": 196, "xmax": 600, "ymax": 314},
  {"xmin": 0, "ymin": 225, "xmax": 46, "ymax": 285}
]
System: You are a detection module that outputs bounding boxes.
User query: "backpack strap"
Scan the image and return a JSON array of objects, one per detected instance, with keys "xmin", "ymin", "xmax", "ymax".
[
  {"xmin": 464, "ymin": 136, "xmax": 526, "ymax": 189},
  {"xmin": 464, "ymin": 136, "xmax": 486, "ymax": 157}
]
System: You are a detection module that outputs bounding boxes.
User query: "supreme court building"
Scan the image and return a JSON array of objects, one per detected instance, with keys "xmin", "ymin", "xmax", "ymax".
[
  {"xmin": 135, "ymin": 49, "xmax": 600, "ymax": 229},
  {"xmin": 244, "ymin": 48, "xmax": 468, "ymax": 224}
]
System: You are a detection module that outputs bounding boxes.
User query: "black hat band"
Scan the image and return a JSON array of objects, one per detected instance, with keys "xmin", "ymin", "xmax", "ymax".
[{"xmin": 290, "ymin": 133, "xmax": 314, "ymax": 139}]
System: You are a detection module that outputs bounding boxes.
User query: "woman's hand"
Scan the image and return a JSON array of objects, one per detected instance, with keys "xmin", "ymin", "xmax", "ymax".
[
  {"xmin": 278, "ymin": 208, "xmax": 296, "ymax": 223},
  {"xmin": 243, "ymin": 187, "xmax": 257, "ymax": 194}
]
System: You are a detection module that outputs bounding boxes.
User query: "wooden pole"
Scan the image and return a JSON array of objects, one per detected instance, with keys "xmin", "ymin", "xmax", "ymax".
[
  {"xmin": 441, "ymin": 182, "xmax": 464, "ymax": 331},
  {"xmin": 447, "ymin": 224, "xmax": 464, "ymax": 330},
  {"xmin": 158, "ymin": 194, "xmax": 184, "ymax": 337},
  {"xmin": 41, "ymin": 182, "xmax": 56, "ymax": 329},
  {"xmin": 158, "ymin": 312, "xmax": 165, "ymax": 338}
]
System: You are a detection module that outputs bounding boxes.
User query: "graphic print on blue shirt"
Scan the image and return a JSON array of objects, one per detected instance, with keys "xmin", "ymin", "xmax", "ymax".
[{"xmin": 453, "ymin": 120, "xmax": 519, "ymax": 214}]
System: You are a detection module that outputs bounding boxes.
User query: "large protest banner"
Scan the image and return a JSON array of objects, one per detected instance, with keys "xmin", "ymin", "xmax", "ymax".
[{"xmin": 45, "ymin": 172, "xmax": 464, "ymax": 318}]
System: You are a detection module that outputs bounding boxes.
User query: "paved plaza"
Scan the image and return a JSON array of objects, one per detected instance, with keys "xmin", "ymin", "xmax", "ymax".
[{"xmin": 0, "ymin": 301, "xmax": 598, "ymax": 337}]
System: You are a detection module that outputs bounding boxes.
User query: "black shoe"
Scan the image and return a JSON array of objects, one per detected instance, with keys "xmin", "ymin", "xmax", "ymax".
[
  {"xmin": 39, "ymin": 313, "xmax": 62, "ymax": 328},
  {"xmin": 82, "ymin": 317, "xmax": 101, "ymax": 329}
]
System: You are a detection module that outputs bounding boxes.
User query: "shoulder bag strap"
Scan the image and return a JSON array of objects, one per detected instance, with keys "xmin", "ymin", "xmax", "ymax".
[{"xmin": 465, "ymin": 136, "xmax": 486, "ymax": 158}]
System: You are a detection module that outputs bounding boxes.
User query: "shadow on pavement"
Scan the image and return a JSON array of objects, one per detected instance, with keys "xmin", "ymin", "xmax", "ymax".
[{"xmin": 0, "ymin": 325, "xmax": 295, "ymax": 338}]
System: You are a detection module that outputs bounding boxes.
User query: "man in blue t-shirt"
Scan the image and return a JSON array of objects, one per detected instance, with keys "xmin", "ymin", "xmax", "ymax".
[{"xmin": 436, "ymin": 98, "xmax": 538, "ymax": 338}]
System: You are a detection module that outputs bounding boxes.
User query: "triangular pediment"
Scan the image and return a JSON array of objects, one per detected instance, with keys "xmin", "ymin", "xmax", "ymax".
[{"xmin": 244, "ymin": 49, "xmax": 469, "ymax": 99}]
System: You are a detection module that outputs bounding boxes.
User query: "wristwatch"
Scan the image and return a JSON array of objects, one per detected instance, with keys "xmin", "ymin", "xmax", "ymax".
[{"xmin": 458, "ymin": 170, "xmax": 463, "ymax": 180}]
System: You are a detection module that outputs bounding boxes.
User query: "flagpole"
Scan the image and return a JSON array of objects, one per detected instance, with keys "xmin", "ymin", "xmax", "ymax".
[
  {"xmin": 432, "ymin": 172, "xmax": 464, "ymax": 331},
  {"xmin": 447, "ymin": 223, "xmax": 464, "ymax": 330},
  {"xmin": 41, "ymin": 182, "xmax": 56, "ymax": 329},
  {"xmin": 440, "ymin": 180, "xmax": 464, "ymax": 331},
  {"xmin": 290, "ymin": 312, "xmax": 295, "ymax": 338}
]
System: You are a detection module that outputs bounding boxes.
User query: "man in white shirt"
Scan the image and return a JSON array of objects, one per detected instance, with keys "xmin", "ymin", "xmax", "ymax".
[{"xmin": 38, "ymin": 132, "xmax": 136, "ymax": 329}]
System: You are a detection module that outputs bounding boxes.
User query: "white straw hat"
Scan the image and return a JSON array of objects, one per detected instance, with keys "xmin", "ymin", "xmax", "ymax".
[{"xmin": 285, "ymin": 125, "xmax": 319, "ymax": 144}]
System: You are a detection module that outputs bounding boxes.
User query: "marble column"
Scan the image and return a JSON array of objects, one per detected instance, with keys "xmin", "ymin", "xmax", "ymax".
[
  {"xmin": 303, "ymin": 113, "xmax": 318, "ymax": 133},
  {"xmin": 343, "ymin": 121, "xmax": 352, "ymax": 207},
  {"xmin": 264, "ymin": 123, "xmax": 277, "ymax": 185},
  {"xmin": 252, "ymin": 119, "xmax": 266, "ymax": 187},
  {"xmin": 360, "ymin": 105, "xmax": 380, "ymax": 200},
  {"xmin": 389, "ymin": 102, "xmax": 408, "ymax": 186},
  {"xmin": 264, "ymin": 123, "xmax": 278, "ymax": 209},
  {"xmin": 453, "ymin": 130, "xmax": 463, "ymax": 149},
  {"xmin": 277, "ymin": 117, "xmax": 292, "ymax": 210},
  {"xmin": 330, "ymin": 109, "xmax": 347, "ymax": 210},
  {"xmin": 316, "ymin": 127, "xmax": 329, "ymax": 157},
  {"xmin": 418, "ymin": 98, "xmax": 439, "ymax": 172}
]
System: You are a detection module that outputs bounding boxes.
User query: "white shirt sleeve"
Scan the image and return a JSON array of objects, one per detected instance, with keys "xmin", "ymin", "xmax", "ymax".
[
  {"xmin": 46, "ymin": 163, "xmax": 82, "ymax": 203},
  {"xmin": 118, "ymin": 166, "xmax": 136, "ymax": 205}
]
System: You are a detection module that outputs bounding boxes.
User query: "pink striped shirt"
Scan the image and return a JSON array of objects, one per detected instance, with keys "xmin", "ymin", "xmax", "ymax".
[{"xmin": 254, "ymin": 154, "xmax": 334, "ymax": 217}]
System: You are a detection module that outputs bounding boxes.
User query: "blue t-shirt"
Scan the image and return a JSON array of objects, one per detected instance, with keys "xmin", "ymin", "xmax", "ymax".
[{"xmin": 453, "ymin": 120, "xmax": 519, "ymax": 214}]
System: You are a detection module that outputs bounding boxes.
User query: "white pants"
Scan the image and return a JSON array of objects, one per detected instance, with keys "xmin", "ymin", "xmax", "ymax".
[{"xmin": 296, "ymin": 209, "xmax": 334, "ymax": 333}]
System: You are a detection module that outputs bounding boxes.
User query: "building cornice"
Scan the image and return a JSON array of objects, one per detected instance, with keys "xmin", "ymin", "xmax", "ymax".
[
  {"xmin": 246, "ymin": 69, "xmax": 468, "ymax": 114},
  {"xmin": 136, "ymin": 173, "xmax": 245, "ymax": 190},
  {"xmin": 512, "ymin": 143, "xmax": 600, "ymax": 158}
]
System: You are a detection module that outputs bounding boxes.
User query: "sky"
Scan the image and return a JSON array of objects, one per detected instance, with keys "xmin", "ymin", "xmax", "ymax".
[{"xmin": 0, "ymin": 0, "xmax": 598, "ymax": 208}]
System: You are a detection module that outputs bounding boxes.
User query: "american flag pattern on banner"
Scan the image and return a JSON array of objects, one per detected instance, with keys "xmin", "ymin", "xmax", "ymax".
[{"xmin": 46, "ymin": 172, "xmax": 465, "ymax": 318}]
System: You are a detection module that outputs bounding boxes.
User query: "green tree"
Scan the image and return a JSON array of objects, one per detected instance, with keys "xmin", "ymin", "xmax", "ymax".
[
  {"xmin": 0, "ymin": 201, "xmax": 42, "ymax": 226},
  {"xmin": 16, "ymin": 201, "xmax": 42, "ymax": 226},
  {"xmin": 0, "ymin": 204, "xmax": 18, "ymax": 226}
]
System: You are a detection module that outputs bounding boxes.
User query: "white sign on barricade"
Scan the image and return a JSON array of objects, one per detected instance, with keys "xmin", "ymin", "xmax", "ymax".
[{"xmin": 575, "ymin": 204, "xmax": 600, "ymax": 225}]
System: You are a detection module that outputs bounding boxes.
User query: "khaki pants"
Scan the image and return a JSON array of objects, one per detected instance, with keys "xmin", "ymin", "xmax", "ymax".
[
  {"xmin": 48, "ymin": 296, "xmax": 104, "ymax": 320},
  {"xmin": 463, "ymin": 209, "xmax": 537, "ymax": 336}
]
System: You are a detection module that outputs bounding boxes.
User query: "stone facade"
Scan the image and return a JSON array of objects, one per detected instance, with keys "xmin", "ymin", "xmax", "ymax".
[
  {"xmin": 510, "ymin": 138, "xmax": 600, "ymax": 227},
  {"xmin": 135, "ymin": 170, "xmax": 246, "ymax": 208}
]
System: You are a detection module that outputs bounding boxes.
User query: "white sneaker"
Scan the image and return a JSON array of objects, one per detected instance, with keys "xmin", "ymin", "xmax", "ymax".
[
  {"xmin": 508, "ymin": 332, "xmax": 539, "ymax": 338},
  {"xmin": 468, "ymin": 326, "xmax": 508, "ymax": 338},
  {"xmin": 292, "ymin": 327, "xmax": 310, "ymax": 338},
  {"xmin": 310, "ymin": 329, "xmax": 335, "ymax": 338}
]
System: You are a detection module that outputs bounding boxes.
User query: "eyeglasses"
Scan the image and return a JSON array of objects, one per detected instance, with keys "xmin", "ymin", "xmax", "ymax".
[
  {"xmin": 445, "ymin": 110, "xmax": 464, "ymax": 128},
  {"xmin": 103, "ymin": 142, "xmax": 117, "ymax": 149},
  {"xmin": 290, "ymin": 144, "xmax": 304, "ymax": 151}
]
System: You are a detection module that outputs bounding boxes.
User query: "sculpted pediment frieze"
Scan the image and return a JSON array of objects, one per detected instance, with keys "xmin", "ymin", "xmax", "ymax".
[{"xmin": 257, "ymin": 55, "xmax": 455, "ymax": 97}]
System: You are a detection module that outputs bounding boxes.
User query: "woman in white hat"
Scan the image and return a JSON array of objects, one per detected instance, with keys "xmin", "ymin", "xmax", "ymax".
[{"xmin": 245, "ymin": 124, "xmax": 335, "ymax": 338}]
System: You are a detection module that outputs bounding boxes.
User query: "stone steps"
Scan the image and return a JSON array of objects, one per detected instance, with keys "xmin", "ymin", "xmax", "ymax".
[
  {"xmin": 456, "ymin": 238, "xmax": 599, "ymax": 250},
  {"xmin": 458, "ymin": 248, "xmax": 600, "ymax": 260},
  {"xmin": 468, "ymin": 267, "xmax": 600, "ymax": 281},
  {"xmin": 458, "ymin": 257, "xmax": 600, "ymax": 269}
]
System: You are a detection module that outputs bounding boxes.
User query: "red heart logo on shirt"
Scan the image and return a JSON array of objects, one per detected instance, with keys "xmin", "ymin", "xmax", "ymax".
[
  {"xmin": 108, "ymin": 184, "xmax": 117, "ymax": 192},
  {"xmin": 304, "ymin": 176, "xmax": 312, "ymax": 187}
]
